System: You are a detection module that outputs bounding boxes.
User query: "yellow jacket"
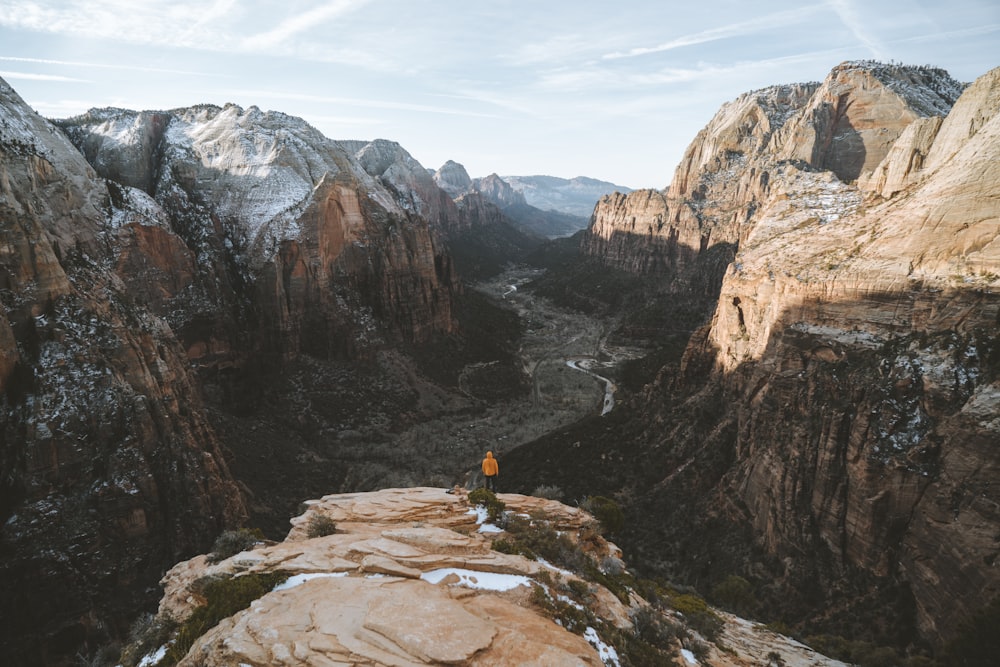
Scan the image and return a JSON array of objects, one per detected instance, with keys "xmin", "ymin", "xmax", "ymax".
[{"xmin": 481, "ymin": 451, "xmax": 499, "ymax": 477}]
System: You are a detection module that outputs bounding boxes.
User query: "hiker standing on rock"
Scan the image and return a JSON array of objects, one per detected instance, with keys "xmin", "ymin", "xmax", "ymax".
[{"xmin": 481, "ymin": 451, "xmax": 499, "ymax": 492}]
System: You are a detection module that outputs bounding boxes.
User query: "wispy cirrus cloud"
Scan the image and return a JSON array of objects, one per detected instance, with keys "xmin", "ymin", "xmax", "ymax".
[
  {"xmin": 535, "ymin": 46, "xmax": 854, "ymax": 94},
  {"xmin": 603, "ymin": 5, "xmax": 827, "ymax": 59},
  {"xmin": 240, "ymin": 0, "xmax": 372, "ymax": 51},
  {"xmin": 0, "ymin": 56, "xmax": 212, "ymax": 77},
  {"xmin": 889, "ymin": 22, "xmax": 1000, "ymax": 45},
  {"xmin": 0, "ymin": 0, "xmax": 239, "ymax": 49},
  {"xmin": 0, "ymin": 0, "xmax": 379, "ymax": 67},
  {"xmin": 826, "ymin": 0, "xmax": 887, "ymax": 59},
  {"xmin": 0, "ymin": 70, "xmax": 91, "ymax": 83}
]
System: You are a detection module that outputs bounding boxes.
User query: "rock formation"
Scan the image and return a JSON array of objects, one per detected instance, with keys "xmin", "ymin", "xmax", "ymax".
[
  {"xmin": 547, "ymin": 61, "xmax": 997, "ymax": 651},
  {"xmin": 582, "ymin": 62, "xmax": 964, "ymax": 302},
  {"xmin": 0, "ymin": 78, "xmax": 247, "ymax": 663},
  {"xmin": 432, "ymin": 158, "xmax": 473, "ymax": 197},
  {"xmin": 2, "ymin": 86, "xmax": 470, "ymax": 663},
  {"xmin": 132, "ymin": 487, "xmax": 847, "ymax": 667},
  {"xmin": 694, "ymin": 63, "xmax": 1000, "ymax": 644},
  {"xmin": 58, "ymin": 111, "xmax": 459, "ymax": 366}
]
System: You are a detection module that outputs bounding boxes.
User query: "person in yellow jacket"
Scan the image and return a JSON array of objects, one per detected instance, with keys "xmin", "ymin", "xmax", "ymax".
[{"xmin": 481, "ymin": 451, "xmax": 499, "ymax": 492}]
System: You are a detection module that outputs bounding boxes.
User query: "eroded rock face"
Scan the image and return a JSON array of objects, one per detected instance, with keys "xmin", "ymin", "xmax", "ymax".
[
  {"xmin": 2, "ymin": 84, "xmax": 467, "ymax": 664},
  {"xmin": 433, "ymin": 159, "xmax": 473, "ymax": 197},
  {"xmin": 149, "ymin": 487, "xmax": 847, "ymax": 667},
  {"xmin": 59, "ymin": 108, "xmax": 459, "ymax": 367},
  {"xmin": 582, "ymin": 62, "xmax": 963, "ymax": 295},
  {"xmin": 695, "ymin": 64, "xmax": 1000, "ymax": 644},
  {"xmin": 619, "ymin": 64, "xmax": 999, "ymax": 648},
  {"xmin": 0, "ymin": 78, "xmax": 246, "ymax": 663}
]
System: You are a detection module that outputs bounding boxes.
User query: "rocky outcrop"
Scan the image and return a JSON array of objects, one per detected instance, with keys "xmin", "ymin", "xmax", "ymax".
[
  {"xmin": 0, "ymin": 78, "xmax": 247, "ymax": 664},
  {"xmin": 59, "ymin": 109, "xmax": 459, "ymax": 366},
  {"xmin": 773, "ymin": 62, "xmax": 963, "ymax": 183},
  {"xmin": 615, "ymin": 64, "xmax": 999, "ymax": 649},
  {"xmin": 348, "ymin": 139, "xmax": 464, "ymax": 232},
  {"xmin": 136, "ymin": 487, "xmax": 847, "ymax": 667},
  {"xmin": 582, "ymin": 62, "xmax": 964, "ymax": 295},
  {"xmin": 692, "ymin": 65, "xmax": 1000, "ymax": 644},
  {"xmin": 473, "ymin": 172, "xmax": 528, "ymax": 209},
  {"xmin": 583, "ymin": 81, "xmax": 818, "ymax": 291}
]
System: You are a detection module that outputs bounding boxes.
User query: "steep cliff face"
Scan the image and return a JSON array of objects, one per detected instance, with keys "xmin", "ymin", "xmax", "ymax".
[
  {"xmin": 583, "ymin": 62, "xmax": 964, "ymax": 296},
  {"xmin": 583, "ymin": 81, "xmax": 819, "ymax": 299},
  {"xmin": 1, "ymin": 88, "xmax": 468, "ymax": 664},
  {"xmin": 59, "ymin": 109, "xmax": 458, "ymax": 366},
  {"xmin": 0, "ymin": 79, "xmax": 246, "ymax": 663},
  {"xmin": 510, "ymin": 62, "xmax": 995, "ymax": 653},
  {"xmin": 693, "ymin": 65, "xmax": 1000, "ymax": 644},
  {"xmin": 603, "ymin": 64, "xmax": 998, "ymax": 650},
  {"xmin": 347, "ymin": 138, "xmax": 465, "ymax": 232}
]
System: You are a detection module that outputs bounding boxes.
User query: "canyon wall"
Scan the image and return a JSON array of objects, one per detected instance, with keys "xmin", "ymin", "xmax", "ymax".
[
  {"xmin": 612, "ymin": 62, "xmax": 998, "ymax": 647},
  {"xmin": 696, "ymin": 65, "xmax": 1000, "ymax": 643},
  {"xmin": 0, "ymin": 79, "xmax": 247, "ymax": 663},
  {"xmin": 1, "ymin": 86, "xmax": 468, "ymax": 662}
]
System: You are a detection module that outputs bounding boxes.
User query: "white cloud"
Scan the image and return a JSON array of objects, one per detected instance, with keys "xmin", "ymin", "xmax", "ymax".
[
  {"xmin": 826, "ymin": 0, "xmax": 887, "ymax": 59},
  {"xmin": 241, "ymin": 0, "xmax": 371, "ymax": 51},
  {"xmin": 602, "ymin": 5, "xmax": 827, "ymax": 59},
  {"xmin": 0, "ymin": 70, "xmax": 91, "ymax": 83},
  {"xmin": 0, "ymin": 56, "xmax": 212, "ymax": 77}
]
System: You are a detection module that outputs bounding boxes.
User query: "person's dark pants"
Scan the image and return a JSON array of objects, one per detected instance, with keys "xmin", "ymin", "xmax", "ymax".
[{"xmin": 485, "ymin": 474, "xmax": 497, "ymax": 492}]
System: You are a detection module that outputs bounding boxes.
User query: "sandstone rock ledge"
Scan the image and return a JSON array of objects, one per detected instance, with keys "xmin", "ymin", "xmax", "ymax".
[{"xmin": 149, "ymin": 488, "xmax": 846, "ymax": 667}]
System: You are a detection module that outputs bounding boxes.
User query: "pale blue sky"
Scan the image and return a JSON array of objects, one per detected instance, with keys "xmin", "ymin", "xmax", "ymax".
[{"xmin": 1, "ymin": 1, "xmax": 997, "ymax": 188}]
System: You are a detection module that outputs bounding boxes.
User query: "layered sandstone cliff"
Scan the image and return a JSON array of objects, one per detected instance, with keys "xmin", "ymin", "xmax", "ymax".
[
  {"xmin": 569, "ymin": 62, "xmax": 998, "ymax": 650},
  {"xmin": 59, "ymin": 109, "xmax": 458, "ymax": 367},
  {"xmin": 694, "ymin": 64, "xmax": 1000, "ymax": 644},
  {"xmin": 583, "ymin": 62, "xmax": 964, "ymax": 293},
  {"xmin": 3, "ymin": 86, "xmax": 471, "ymax": 663},
  {"xmin": 0, "ymin": 78, "xmax": 247, "ymax": 663},
  {"xmin": 520, "ymin": 61, "xmax": 997, "ymax": 653}
]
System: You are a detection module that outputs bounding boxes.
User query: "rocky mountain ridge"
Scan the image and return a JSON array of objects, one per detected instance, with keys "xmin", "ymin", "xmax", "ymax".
[
  {"xmin": 502, "ymin": 174, "xmax": 633, "ymax": 218},
  {"xmin": 548, "ymin": 60, "xmax": 999, "ymax": 652},
  {"xmin": 4, "ymin": 82, "xmax": 523, "ymax": 663},
  {"xmin": 431, "ymin": 161, "xmax": 599, "ymax": 238},
  {"xmin": 0, "ymin": 78, "xmax": 249, "ymax": 665}
]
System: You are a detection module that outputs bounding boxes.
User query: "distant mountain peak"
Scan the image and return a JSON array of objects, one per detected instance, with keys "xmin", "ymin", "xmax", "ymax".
[{"xmin": 499, "ymin": 174, "xmax": 632, "ymax": 218}]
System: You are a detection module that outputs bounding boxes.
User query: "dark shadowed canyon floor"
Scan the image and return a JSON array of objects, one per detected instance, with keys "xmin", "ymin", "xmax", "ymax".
[{"xmin": 213, "ymin": 265, "xmax": 643, "ymax": 539}]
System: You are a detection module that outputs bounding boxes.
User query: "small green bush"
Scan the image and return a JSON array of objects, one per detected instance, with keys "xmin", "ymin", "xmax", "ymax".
[
  {"xmin": 581, "ymin": 496, "xmax": 624, "ymax": 536},
  {"xmin": 567, "ymin": 579, "xmax": 593, "ymax": 602},
  {"xmin": 670, "ymin": 593, "xmax": 723, "ymax": 641},
  {"xmin": 118, "ymin": 613, "xmax": 177, "ymax": 667},
  {"xmin": 306, "ymin": 514, "xmax": 338, "ymax": 538},
  {"xmin": 206, "ymin": 528, "xmax": 262, "ymax": 564},
  {"xmin": 710, "ymin": 575, "xmax": 757, "ymax": 616}
]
